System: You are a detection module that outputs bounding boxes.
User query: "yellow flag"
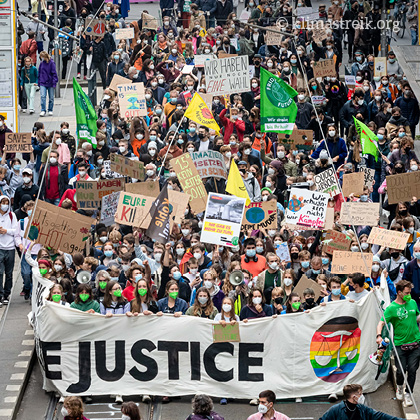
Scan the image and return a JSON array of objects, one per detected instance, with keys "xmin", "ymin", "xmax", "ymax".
[
  {"xmin": 226, "ymin": 160, "xmax": 251, "ymax": 205},
  {"xmin": 184, "ymin": 93, "xmax": 220, "ymax": 134}
]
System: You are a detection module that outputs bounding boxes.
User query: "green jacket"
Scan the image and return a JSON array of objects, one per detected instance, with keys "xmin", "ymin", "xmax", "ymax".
[
  {"xmin": 70, "ymin": 299, "xmax": 100, "ymax": 313},
  {"xmin": 20, "ymin": 65, "xmax": 38, "ymax": 86},
  {"xmin": 186, "ymin": 306, "xmax": 218, "ymax": 319}
]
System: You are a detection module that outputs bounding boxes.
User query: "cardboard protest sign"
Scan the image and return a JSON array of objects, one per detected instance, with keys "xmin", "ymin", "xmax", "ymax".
[
  {"xmin": 314, "ymin": 168, "xmax": 340, "ymax": 198},
  {"xmin": 277, "ymin": 129, "xmax": 313, "ymax": 151},
  {"xmin": 125, "ymin": 181, "xmax": 160, "ymax": 197},
  {"xmin": 109, "ymin": 74, "xmax": 131, "ymax": 93},
  {"xmin": 361, "ymin": 167, "xmax": 375, "ymax": 188},
  {"xmin": 374, "ymin": 57, "xmax": 387, "ymax": 78},
  {"xmin": 194, "ymin": 55, "xmax": 213, "ymax": 68},
  {"xmin": 84, "ymin": 19, "xmax": 106, "ymax": 37},
  {"xmin": 172, "ymin": 153, "xmax": 208, "ymax": 214},
  {"xmin": 312, "ymin": 27, "xmax": 328, "ymax": 44},
  {"xmin": 103, "ymin": 160, "xmax": 124, "ymax": 179},
  {"xmin": 285, "ymin": 188, "xmax": 329, "ymax": 229},
  {"xmin": 25, "ymin": 201, "xmax": 93, "ymax": 253},
  {"xmin": 191, "ymin": 150, "xmax": 227, "ymax": 180},
  {"xmin": 213, "ymin": 323, "xmax": 240, "ymax": 343},
  {"xmin": 76, "ymin": 179, "xmax": 125, "ymax": 210},
  {"xmin": 386, "ymin": 172, "xmax": 420, "ymax": 204},
  {"xmin": 142, "ymin": 12, "xmax": 158, "ymax": 30},
  {"xmin": 266, "ymin": 27, "xmax": 283, "ymax": 46},
  {"xmin": 367, "ymin": 227, "xmax": 410, "ymax": 251},
  {"xmin": 323, "ymin": 230, "xmax": 351, "ymax": 255},
  {"xmin": 5, "ymin": 132, "xmax": 32, "ymax": 153},
  {"xmin": 313, "ymin": 59, "xmax": 336, "ymax": 79},
  {"xmin": 204, "ymin": 56, "xmax": 250, "ymax": 96},
  {"xmin": 117, "ymin": 83, "xmax": 147, "ymax": 118},
  {"xmin": 342, "ymin": 172, "xmax": 365, "ymax": 197},
  {"xmin": 168, "ymin": 190, "xmax": 191, "ymax": 225},
  {"xmin": 241, "ymin": 201, "xmax": 277, "ymax": 231},
  {"xmin": 201, "ymin": 193, "xmax": 246, "ymax": 247},
  {"xmin": 217, "ymin": 51, "xmax": 238, "ymax": 59},
  {"xmin": 276, "ymin": 242, "xmax": 291, "ymax": 263},
  {"xmin": 109, "ymin": 153, "xmax": 145, "ymax": 180},
  {"xmin": 324, "ymin": 207, "xmax": 334, "ymax": 230},
  {"xmin": 331, "ymin": 251, "xmax": 373, "ymax": 276},
  {"xmin": 114, "ymin": 192, "xmax": 155, "ymax": 228},
  {"xmin": 340, "ymin": 202, "xmax": 380, "ymax": 226},
  {"xmin": 100, "ymin": 191, "xmax": 121, "ymax": 226},
  {"xmin": 115, "ymin": 28, "xmax": 134, "ymax": 40},
  {"xmin": 293, "ymin": 275, "xmax": 324, "ymax": 302}
]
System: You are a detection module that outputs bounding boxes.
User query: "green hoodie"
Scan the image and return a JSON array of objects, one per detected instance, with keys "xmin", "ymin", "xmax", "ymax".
[{"xmin": 70, "ymin": 299, "xmax": 100, "ymax": 313}]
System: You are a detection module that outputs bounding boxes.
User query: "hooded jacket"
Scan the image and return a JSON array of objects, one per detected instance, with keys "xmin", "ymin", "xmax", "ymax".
[{"xmin": 0, "ymin": 195, "xmax": 20, "ymax": 250}]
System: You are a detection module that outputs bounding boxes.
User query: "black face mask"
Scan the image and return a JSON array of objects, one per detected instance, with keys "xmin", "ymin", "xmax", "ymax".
[
  {"xmin": 405, "ymin": 147, "xmax": 411, "ymax": 154},
  {"xmin": 239, "ymin": 168, "xmax": 246, "ymax": 174},
  {"xmin": 395, "ymin": 166, "xmax": 404, "ymax": 173},
  {"xmin": 305, "ymin": 298, "xmax": 315, "ymax": 306},
  {"xmin": 291, "ymin": 252, "xmax": 299, "ymax": 260},
  {"xmin": 224, "ymin": 40, "xmax": 230, "ymax": 45},
  {"xmin": 321, "ymin": 158, "xmax": 328, "ymax": 165},
  {"xmin": 391, "ymin": 252, "xmax": 400, "ymax": 259},
  {"xmin": 274, "ymin": 297, "xmax": 283, "ymax": 304},
  {"xmin": 198, "ymin": 133, "xmax": 205, "ymax": 139},
  {"xmin": 400, "ymin": 209, "xmax": 408, "ymax": 216}
]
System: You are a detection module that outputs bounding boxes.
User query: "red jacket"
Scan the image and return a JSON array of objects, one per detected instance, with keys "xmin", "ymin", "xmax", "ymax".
[
  {"xmin": 20, "ymin": 38, "xmax": 38, "ymax": 66},
  {"xmin": 59, "ymin": 189, "xmax": 77, "ymax": 211},
  {"xmin": 219, "ymin": 109, "xmax": 245, "ymax": 143}
]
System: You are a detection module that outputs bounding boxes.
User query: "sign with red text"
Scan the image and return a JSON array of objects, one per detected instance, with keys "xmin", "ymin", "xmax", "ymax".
[
  {"xmin": 285, "ymin": 188, "xmax": 329, "ymax": 229},
  {"xmin": 76, "ymin": 179, "xmax": 125, "ymax": 209},
  {"xmin": 331, "ymin": 251, "xmax": 373, "ymax": 276},
  {"xmin": 241, "ymin": 201, "xmax": 277, "ymax": 231},
  {"xmin": 191, "ymin": 150, "xmax": 227, "ymax": 179}
]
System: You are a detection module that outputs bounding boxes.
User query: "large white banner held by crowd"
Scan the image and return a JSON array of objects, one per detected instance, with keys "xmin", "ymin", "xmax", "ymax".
[{"xmin": 33, "ymin": 281, "xmax": 387, "ymax": 398}]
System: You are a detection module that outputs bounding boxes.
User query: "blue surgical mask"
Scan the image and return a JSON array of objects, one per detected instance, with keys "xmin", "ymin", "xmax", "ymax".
[
  {"xmin": 377, "ymin": 134, "xmax": 384, "ymax": 140},
  {"xmin": 414, "ymin": 252, "xmax": 420, "ymax": 260},
  {"xmin": 331, "ymin": 288, "xmax": 341, "ymax": 296},
  {"xmin": 149, "ymin": 135, "xmax": 157, "ymax": 141},
  {"xmin": 27, "ymin": 209, "xmax": 33, "ymax": 217},
  {"xmin": 189, "ymin": 127, "xmax": 196, "ymax": 133},
  {"xmin": 135, "ymin": 274, "xmax": 143, "ymax": 281},
  {"xmin": 356, "ymin": 56, "xmax": 362, "ymax": 62},
  {"xmin": 104, "ymin": 250, "xmax": 113, "ymax": 258},
  {"xmin": 312, "ymin": 269, "xmax": 320, "ymax": 275},
  {"xmin": 360, "ymin": 195, "xmax": 368, "ymax": 202},
  {"xmin": 301, "ymin": 261, "xmax": 310, "ymax": 269},
  {"xmin": 13, "ymin": 164, "xmax": 21, "ymax": 171},
  {"xmin": 322, "ymin": 257, "xmax": 329, "ymax": 265},
  {"xmin": 246, "ymin": 249, "xmax": 257, "ymax": 258},
  {"xmin": 155, "ymin": 109, "xmax": 163, "ymax": 115},
  {"xmin": 399, "ymin": 132, "xmax": 406, "ymax": 138},
  {"xmin": 173, "ymin": 271, "xmax": 181, "ymax": 280}
]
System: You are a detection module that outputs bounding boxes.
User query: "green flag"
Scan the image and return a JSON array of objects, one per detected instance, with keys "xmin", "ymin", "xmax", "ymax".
[
  {"xmin": 260, "ymin": 67, "xmax": 298, "ymax": 134},
  {"xmin": 73, "ymin": 77, "xmax": 97, "ymax": 148},
  {"xmin": 353, "ymin": 116, "xmax": 378, "ymax": 162}
]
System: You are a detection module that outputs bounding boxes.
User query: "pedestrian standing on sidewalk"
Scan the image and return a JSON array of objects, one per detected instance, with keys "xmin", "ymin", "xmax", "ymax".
[
  {"xmin": 20, "ymin": 56, "xmax": 38, "ymax": 114},
  {"xmin": 247, "ymin": 390, "xmax": 290, "ymax": 420},
  {"xmin": 376, "ymin": 280, "xmax": 420, "ymax": 407},
  {"xmin": 38, "ymin": 51, "xmax": 58, "ymax": 117}
]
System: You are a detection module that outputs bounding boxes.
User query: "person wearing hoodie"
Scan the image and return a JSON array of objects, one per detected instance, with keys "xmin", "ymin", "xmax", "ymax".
[
  {"xmin": 0, "ymin": 195, "xmax": 21, "ymax": 306},
  {"xmin": 394, "ymin": 86, "xmax": 420, "ymax": 138},
  {"xmin": 38, "ymin": 51, "xmax": 58, "ymax": 117},
  {"xmin": 386, "ymin": 106, "xmax": 412, "ymax": 136},
  {"xmin": 314, "ymin": 149, "xmax": 334, "ymax": 174}
]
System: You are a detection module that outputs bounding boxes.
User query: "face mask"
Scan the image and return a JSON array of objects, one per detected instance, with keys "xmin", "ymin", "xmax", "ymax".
[
  {"xmin": 98, "ymin": 281, "xmax": 107, "ymax": 290},
  {"xmin": 328, "ymin": 288, "xmax": 341, "ymax": 298},
  {"xmin": 253, "ymin": 297, "xmax": 262, "ymax": 305},
  {"xmin": 256, "ymin": 246, "xmax": 264, "ymax": 254},
  {"xmin": 61, "ymin": 407, "xmax": 69, "ymax": 417},
  {"xmin": 146, "ymin": 170, "xmax": 155, "ymax": 177},
  {"xmin": 252, "ymin": 82, "xmax": 258, "ymax": 89},
  {"xmin": 301, "ymin": 261, "xmax": 310, "ymax": 269},
  {"xmin": 357, "ymin": 99, "xmax": 364, "ymax": 106},
  {"xmin": 277, "ymin": 151, "xmax": 285, "ymax": 159},
  {"xmin": 269, "ymin": 262, "xmax": 278, "ymax": 271},
  {"xmin": 104, "ymin": 250, "xmax": 113, "ymax": 258},
  {"xmin": 413, "ymin": 252, "xmax": 420, "ymax": 260},
  {"xmin": 52, "ymin": 293, "xmax": 61, "ymax": 302},
  {"xmin": 292, "ymin": 301, "xmax": 301, "ymax": 310},
  {"xmin": 175, "ymin": 248, "xmax": 185, "ymax": 257},
  {"xmin": 388, "ymin": 58, "xmax": 396, "ymax": 63},
  {"xmin": 360, "ymin": 194, "xmax": 368, "ymax": 202},
  {"xmin": 22, "ymin": 176, "xmax": 31, "ymax": 184},
  {"xmin": 391, "ymin": 252, "xmax": 400, "ymax": 259},
  {"xmin": 133, "ymin": 273, "xmax": 143, "ymax": 283},
  {"xmin": 382, "ymin": 80, "xmax": 388, "ymax": 86},
  {"xmin": 229, "ymin": 141, "xmax": 236, "ymax": 146},
  {"xmin": 13, "ymin": 164, "xmax": 21, "ymax": 171},
  {"xmin": 113, "ymin": 289, "xmax": 122, "ymax": 297},
  {"xmin": 258, "ymin": 404, "xmax": 268, "ymax": 414},
  {"xmin": 137, "ymin": 288, "xmax": 147, "ymax": 297},
  {"xmin": 282, "ymin": 277, "xmax": 292, "ymax": 287},
  {"xmin": 172, "ymin": 49, "xmax": 178, "ymax": 55},
  {"xmin": 198, "ymin": 296, "xmax": 208, "ymax": 305},
  {"xmin": 173, "ymin": 271, "xmax": 181, "ymax": 280},
  {"xmin": 222, "ymin": 303, "xmax": 232, "ymax": 313},
  {"xmin": 1, "ymin": 204, "xmax": 8, "ymax": 212},
  {"xmin": 246, "ymin": 249, "xmax": 256, "ymax": 258},
  {"xmin": 268, "ymin": 167, "xmax": 276, "ymax": 175},
  {"xmin": 154, "ymin": 252, "xmax": 162, "ymax": 262},
  {"xmin": 359, "ymin": 242, "xmax": 369, "ymax": 251},
  {"xmin": 402, "ymin": 294, "xmax": 412, "ymax": 303},
  {"xmin": 169, "ymin": 291, "xmax": 179, "ymax": 300},
  {"xmin": 298, "ymin": 94, "xmax": 305, "ymax": 101},
  {"xmin": 350, "ymin": 246, "xmax": 359, "ymax": 252},
  {"xmin": 267, "ymin": 62, "xmax": 273, "ymax": 68},
  {"xmin": 399, "ymin": 132, "xmax": 406, "ymax": 138},
  {"xmin": 78, "ymin": 170, "xmax": 86, "ymax": 177},
  {"xmin": 79, "ymin": 293, "xmax": 89, "ymax": 302},
  {"xmin": 329, "ymin": 130, "xmax": 336, "ymax": 137}
]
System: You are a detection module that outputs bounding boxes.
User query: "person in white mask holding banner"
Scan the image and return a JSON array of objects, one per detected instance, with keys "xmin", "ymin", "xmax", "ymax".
[{"xmin": 247, "ymin": 390, "xmax": 291, "ymax": 420}]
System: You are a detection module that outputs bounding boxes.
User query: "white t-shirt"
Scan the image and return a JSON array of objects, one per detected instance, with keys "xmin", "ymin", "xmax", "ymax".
[
  {"xmin": 214, "ymin": 313, "xmax": 240, "ymax": 322},
  {"xmin": 346, "ymin": 289, "xmax": 369, "ymax": 302}
]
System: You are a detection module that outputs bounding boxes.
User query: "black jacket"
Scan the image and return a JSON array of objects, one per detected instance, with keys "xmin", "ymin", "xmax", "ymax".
[
  {"xmin": 92, "ymin": 40, "xmax": 107, "ymax": 63},
  {"xmin": 13, "ymin": 184, "xmax": 39, "ymax": 211},
  {"xmin": 215, "ymin": 0, "xmax": 233, "ymax": 25},
  {"xmin": 38, "ymin": 164, "xmax": 69, "ymax": 200}
]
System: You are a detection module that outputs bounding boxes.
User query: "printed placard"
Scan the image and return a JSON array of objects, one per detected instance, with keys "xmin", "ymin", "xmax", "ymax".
[
  {"xmin": 323, "ymin": 230, "xmax": 351, "ymax": 255},
  {"xmin": 313, "ymin": 59, "xmax": 336, "ymax": 79},
  {"xmin": 361, "ymin": 167, "xmax": 375, "ymax": 188},
  {"xmin": 109, "ymin": 153, "xmax": 145, "ymax": 180},
  {"xmin": 340, "ymin": 202, "xmax": 380, "ymax": 226},
  {"xmin": 204, "ymin": 56, "xmax": 250, "ymax": 96},
  {"xmin": 345, "ymin": 75, "xmax": 356, "ymax": 87},
  {"xmin": 374, "ymin": 57, "xmax": 387, "ymax": 78},
  {"xmin": 213, "ymin": 323, "xmax": 240, "ymax": 343},
  {"xmin": 342, "ymin": 172, "xmax": 365, "ymax": 197},
  {"xmin": 115, "ymin": 27, "xmax": 134, "ymax": 40},
  {"xmin": 241, "ymin": 201, "xmax": 277, "ymax": 231},
  {"xmin": 84, "ymin": 18, "xmax": 106, "ymax": 37},
  {"xmin": 5, "ymin": 132, "xmax": 32, "ymax": 153},
  {"xmin": 315, "ymin": 167, "xmax": 340, "ymax": 198},
  {"xmin": 100, "ymin": 191, "xmax": 121, "ymax": 226},
  {"xmin": 331, "ymin": 251, "xmax": 373, "ymax": 276},
  {"xmin": 367, "ymin": 227, "xmax": 410, "ymax": 251},
  {"xmin": 386, "ymin": 172, "xmax": 420, "ymax": 204},
  {"xmin": 117, "ymin": 82, "xmax": 147, "ymax": 118},
  {"xmin": 285, "ymin": 188, "xmax": 329, "ymax": 229},
  {"xmin": 191, "ymin": 150, "xmax": 227, "ymax": 180},
  {"xmin": 276, "ymin": 242, "xmax": 291, "ymax": 263}
]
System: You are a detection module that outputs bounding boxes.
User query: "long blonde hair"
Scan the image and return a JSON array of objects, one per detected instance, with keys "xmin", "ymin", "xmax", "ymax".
[{"xmin": 39, "ymin": 51, "xmax": 51, "ymax": 63}]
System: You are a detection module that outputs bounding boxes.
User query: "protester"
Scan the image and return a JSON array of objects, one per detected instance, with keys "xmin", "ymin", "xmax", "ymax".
[{"xmin": 247, "ymin": 390, "xmax": 291, "ymax": 420}]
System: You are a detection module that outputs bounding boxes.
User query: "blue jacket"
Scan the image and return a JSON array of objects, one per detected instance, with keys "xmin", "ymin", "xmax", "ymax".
[
  {"xmin": 157, "ymin": 297, "xmax": 188, "ymax": 314},
  {"xmin": 319, "ymin": 401, "xmax": 403, "ymax": 420},
  {"xmin": 311, "ymin": 138, "xmax": 348, "ymax": 168},
  {"xmin": 366, "ymin": 276, "xmax": 396, "ymax": 301},
  {"xmin": 197, "ymin": 0, "xmax": 217, "ymax": 14},
  {"xmin": 394, "ymin": 96, "xmax": 420, "ymax": 127}
]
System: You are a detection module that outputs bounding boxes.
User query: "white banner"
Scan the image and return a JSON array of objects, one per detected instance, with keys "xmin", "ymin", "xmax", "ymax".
[{"xmin": 34, "ymin": 292, "xmax": 387, "ymax": 398}]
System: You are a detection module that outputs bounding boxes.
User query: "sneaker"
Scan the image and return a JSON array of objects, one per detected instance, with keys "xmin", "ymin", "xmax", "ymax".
[
  {"xmin": 20, "ymin": 290, "xmax": 25, "ymax": 296},
  {"xmin": 0, "ymin": 301, "xmax": 2, "ymax": 308},
  {"xmin": 328, "ymin": 393, "xmax": 338, "ymax": 403},
  {"xmin": 3, "ymin": 299, "xmax": 9, "ymax": 305},
  {"xmin": 220, "ymin": 398, "xmax": 227, "ymax": 405},
  {"xmin": 396, "ymin": 385, "xmax": 404, "ymax": 400},
  {"xmin": 77, "ymin": 73, "xmax": 81, "ymax": 79},
  {"xmin": 296, "ymin": 397, "xmax": 303, "ymax": 403},
  {"xmin": 48, "ymin": 111, "xmax": 53, "ymax": 116},
  {"xmin": 249, "ymin": 398, "xmax": 258, "ymax": 406},
  {"xmin": 29, "ymin": 109, "xmax": 34, "ymax": 114},
  {"xmin": 142, "ymin": 395, "xmax": 151, "ymax": 403},
  {"xmin": 162, "ymin": 396, "xmax": 171, "ymax": 403},
  {"xmin": 22, "ymin": 109, "xmax": 26, "ymax": 113},
  {"xmin": 40, "ymin": 111, "xmax": 45, "ymax": 117},
  {"xmin": 404, "ymin": 393, "xmax": 413, "ymax": 407},
  {"xmin": 115, "ymin": 395, "xmax": 123, "ymax": 404}
]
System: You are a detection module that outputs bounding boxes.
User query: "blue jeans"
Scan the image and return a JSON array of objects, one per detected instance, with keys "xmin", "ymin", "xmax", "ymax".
[
  {"xmin": 411, "ymin": 28, "xmax": 418, "ymax": 45},
  {"xmin": 40, "ymin": 85, "xmax": 54, "ymax": 112},
  {"xmin": 372, "ymin": 170, "xmax": 381, "ymax": 203},
  {"xmin": 21, "ymin": 254, "xmax": 36, "ymax": 293},
  {"xmin": 45, "ymin": 198, "xmax": 60, "ymax": 205},
  {"xmin": 0, "ymin": 249, "xmax": 15, "ymax": 299}
]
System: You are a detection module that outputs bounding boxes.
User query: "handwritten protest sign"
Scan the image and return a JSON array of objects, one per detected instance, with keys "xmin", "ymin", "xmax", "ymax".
[
  {"xmin": 312, "ymin": 27, "xmax": 328, "ymax": 44},
  {"xmin": 142, "ymin": 12, "xmax": 158, "ymax": 30},
  {"xmin": 5, "ymin": 132, "xmax": 31, "ymax": 153},
  {"xmin": 204, "ymin": 56, "xmax": 250, "ymax": 95},
  {"xmin": 191, "ymin": 150, "xmax": 227, "ymax": 180},
  {"xmin": 100, "ymin": 191, "xmax": 121, "ymax": 226},
  {"xmin": 331, "ymin": 251, "xmax": 373, "ymax": 276},
  {"xmin": 266, "ymin": 27, "xmax": 283, "ymax": 45},
  {"xmin": 114, "ymin": 192, "xmax": 155, "ymax": 228},
  {"xmin": 217, "ymin": 51, "xmax": 238, "ymax": 59},
  {"xmin": 109, "ymin": 74, "xmax": 131, "ymax": 93},
  {"xmin": 103, "ymin": 160, "xmax": 124, "ymax": 179},
  {"xmin": 323, "ymin": 230, "xmax": 351, "ymax": 255},
  {"xmin": 386, "ymin": 172, "xmax": 420, "ymax": 204},
  {"xmin": 241, "ymin": 201, "xmax": 277, "ymax": 231},
  {"xmin": 312, "ymin": 95, "xmax": 326, "ymax": 106},
  {"xmin": 201, "ymin": 193, "xmax": 246, "ymax": 247},
  {"xmin": 313, "ymin": 59, "xmax": 336, "ymax": 79},
  {"xmin": 285, "ymin": 188, "xmax": 329, "ymax": 229},
  {"xmin": 293, "ymin": 275, "xmax": 323, "ymax": 301},
  {"xmin": 109, "ymin": 153, "xmax": 145, "ymax": 180},
  {"xmin": 278, "ymin": 130, "xmax": 313, "ymax": 151},
  {"xmin": 345, "ymin": 75, "xmax": 356, "ymax": 87},
  {"xmin": 125, "ymin": 181, "xmax": 160, "ymax": 197},
  {"xmin": 342, "ymin": 172, "xmax": 365, "ymax": 197},
  {"xmin": 194, "ymin": 55, "xmax": 213, "ymax": 68},
  {"xmin": 276, "ymin": 242, "xmax": 291, "ymax": 263},
  {"xmin": 367, "ymin": 227, "xmax": 410, "ymax": 251},
  {"xmin": 172, "ymin": 153, "xmax": 208, "ymax": 214},
  {"xmin": 76, "ymin": 179, "xmax": 125, "ymax": 209},
  {"xmin": 115, "ymin": 28, "xmax": 134, "ymax": 40},
  {"xmin": 340, "ymin": 202, "xmax": 380, "ymax": 226},
  {"xmin": 361, "ymin": 167, "xmax": 375, "ymax": 188},
  {"xmin": 213, "ymin": 323, "xmax": 240, "ymax": 343},
  {"xmin": 374, "ymin": 57, "xmax": 387, "ymax": 78},
  {"xmin": 117, "ymin": 83, "xmax": 147, "ymax": 118},
  {"xmin": 315, "ymin": 168, "xmax": 340, "ymax": 197},
  {"xmin": 84, "ymin": 19, "xmax": 106, "ymax": 37},
  {"xmin": 25, "ymin": 201, "xmax": 93, "ymax": 254}
]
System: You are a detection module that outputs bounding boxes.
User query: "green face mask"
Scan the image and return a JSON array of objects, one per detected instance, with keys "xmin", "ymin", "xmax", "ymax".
[
  {"xmin": 403, "ymin": 294, "xmax": 412, "ymax": 303},
  {"xmin": 39, "ymin": 268, "xmax": 48, "ymax": 276},
  {"xmin": 291, "ymin": 301, "xmax": 301, "ymax": 310},
  {"xmin": 113, "ymin": 289, "xmax": 122, "ymax": 297},
  {"xmin": 99, "ymin": 281, "xmax": 107, "ymax": 290},
  {"xmin": 52, "ymin": 294, "xmax": 61, "ymax": 302},
  {"xmin": 79, "ymin": 293, "xmax": 90, "ymax": 302},
  {"xmin": 169, "ymin": 291, "xmax": 179, "ymax": 300},
  {"xmin": 138, "ymin": 288, "xmax": 148, "ymax": 296}
]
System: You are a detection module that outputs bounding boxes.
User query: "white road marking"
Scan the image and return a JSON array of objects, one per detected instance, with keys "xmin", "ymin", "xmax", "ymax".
[{"xmin": 10, "ymin": 373, "xmax": 25, "ymax": 380}]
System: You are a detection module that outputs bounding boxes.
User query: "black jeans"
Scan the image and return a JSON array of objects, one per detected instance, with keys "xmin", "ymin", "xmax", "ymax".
[
  {"xmin": 91, "ymin": 60, "xmax": 107, "ymax": 89},
  {"xmin": 0, "ymin": 249, "xmax": 15, "ymax": 299},
  {"xmin": 395, "ymin": 345, "xmax": 420, "ymax": 392}
]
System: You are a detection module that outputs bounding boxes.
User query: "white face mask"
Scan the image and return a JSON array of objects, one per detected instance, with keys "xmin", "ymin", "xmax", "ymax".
[
  {"xmin": 284, "ymin": 278, "xmax": 293, "ymax": 287},
  {"xmin": 225, "ymin": 152, "xmax": 232, "ymax": 159},
  {"xmin": 268, "ymin": 168, "xmax": 275, "ymax": 175},
  {"xmin": 154, "ymin": 252, "xmax": 162, "ymax": 262},
  {"xmin": 252, "ymin": 83, "xmax": 258, "ymax": 88},
  {"xmin": 262, "ymin": 196, "xmax": 268, "ymax": 201},
  {"xmin": 55, "ymin": 138, "xmax": 62, "ymax": 145},
  {"xmin": 198, "ymin": 296, "xmax": 208, "ymax": 305},
  {"xmin": 258, "ymin": 404, "xmax": 268, "ymax": 414},
  {"xmin": 54, "ymin": 264, "xmax": 63, "ymax": 272},
  {"xmin": 78, "ymin": 170, "xmax": 86, "ymax": 177},
  {"xmin": 222, "ymin": 303, "xmax": 232, "ymax": 313},
  {"xmin": 146, "ymin": 169, "xmax": 155, "ymax": 177},
  {"xmin": 298, "ymin": 94, "xmax": 305, "ymax": 101},
  {"xmin": 119, "ymin": 146, "xmax": 126, "ymax": 153},
  {"xmin": 329, "ymin": 130, "xmax": 336, "ymax": 137},
  {"xmin": 145, "ymin": 94, "xmax": 152, "ymax": 100},
  {"xmin": 193, "ymin": 252, "xmax": 202, "ymax": 260},
  {"xmin": 269, "ymin": 262, "xmax": 279, "ymax": 271},
  {"xmin": 149, "ymin": 149, "xmax": 156, "ymax": 156},
  {"xmin": 252, "ymin": 297, "xmax": 262, "ymax": 305},
  {"xmin": 358, "ymin": 99, "xmax": 364, "ymax": 106},
  {"xmin": 375, "ymin": 95, "xmax": 382, "ymax": 101},
  {"xmin": 61, "ymin": 407, "xmax": 69, "ymax": 417},
  {"xmin": 351, "ymin": 246, "xmax": 359, "ymax": 252},
  {"xmin": 98, "ymin": 140, "xmax": 105, "ymax": 146},
  {"xmin": 361, "ymin": 242, "xmax": 369, "ymax": 250},
  {"xmin": 204, "ymin": 280, "xmax": 213, "ymax": 289},
  {"xmin": 372, "ymin": 264, "xmax": 380, "ymax": 272},
  {"xmin": 23, "ymin": 176, "xmax": 31, "ymax": 184},
  {"xmin": 188, "ymin": 148, "xmax": 195, "ymax": 153},
  {"xmin": 278, "ymin": 151, "xmax": 285, "ymax": 159},
  {"xmin": 181, "ymin": 229, "xmax": 190, "ymax": 237}
]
